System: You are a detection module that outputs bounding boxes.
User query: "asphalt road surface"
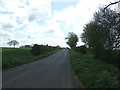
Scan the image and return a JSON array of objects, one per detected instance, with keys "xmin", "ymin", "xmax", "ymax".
[{"xmin": 2, "ymin": 50, "xmax": 81, "ymax": 88}]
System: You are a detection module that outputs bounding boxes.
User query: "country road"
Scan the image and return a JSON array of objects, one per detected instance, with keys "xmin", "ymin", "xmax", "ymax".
[{"xmin": 2, "ymin": 49, "xmax": 81, "ymax": 88}]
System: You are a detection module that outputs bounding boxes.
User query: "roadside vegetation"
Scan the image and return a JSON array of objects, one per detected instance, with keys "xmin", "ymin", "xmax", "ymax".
[
  {"xmin": 81, "ymin": 8, "xmax": 120, "ymax": 68},
  {"xmin": 2, "ymin": 44, "xmax": 60, "ymax": 69},
  {"xmin": 69, "ymin": 50, "xmax": 120, "ymax": 88},
  {"xmin": 65, "ymin": 2, "xmax": 120, "ymax": 88}
]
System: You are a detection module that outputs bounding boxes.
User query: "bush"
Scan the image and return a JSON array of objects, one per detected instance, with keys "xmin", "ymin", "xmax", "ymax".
[
  {"xmin": 74, "ymin": 45, "xmax": 87, "ymax": 54},
  {"xmin": 31, "ymin": 44, "xmax": 57, "ymax": 56},
  {"xmin": 97, "ymin": 50, "xmax": 120, "ymax": 68},
  {"xmin": 88, "ymin": 48, "xmax": 120, "ymax": 68},
  {"xmin": 31, "ymin": 44, "xmax": 40, "ymax": 55},
  {"xmin": 110, "ymin": 51, "xmax": 120, "ymax": 68}
]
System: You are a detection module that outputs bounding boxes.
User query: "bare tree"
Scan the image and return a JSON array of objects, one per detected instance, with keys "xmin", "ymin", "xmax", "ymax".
[{"xmin": 104, "ymin": 0, "xmax": 120, "ymax": 10}]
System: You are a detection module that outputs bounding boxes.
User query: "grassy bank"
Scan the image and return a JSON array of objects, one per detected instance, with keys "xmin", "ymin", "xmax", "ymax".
[
  {"xmin": 2, "ymin": 47, "xmax": 59, "ymax": 69},
  {"xmin": 69, "ymin": 50, "xmax": 120, "ymax": 88}
]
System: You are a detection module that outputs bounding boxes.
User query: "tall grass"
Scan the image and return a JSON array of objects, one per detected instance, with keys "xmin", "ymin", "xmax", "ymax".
[
  {"xmin": 2, "ymin": 47, "xmax": 58, "ymax": 69},
  {"xmin": 69, "ymin": 50, "xmax": 120, "ymax": 88}
]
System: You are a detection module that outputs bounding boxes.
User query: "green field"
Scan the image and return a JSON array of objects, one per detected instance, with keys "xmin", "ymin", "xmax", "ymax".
[
  {"xmin": 69, "ymin": 50, "xmax": 120, "ymax": 88},
  {"xmin": 2, "ymin": 47, "xmax": 58, "ymax": 69}
]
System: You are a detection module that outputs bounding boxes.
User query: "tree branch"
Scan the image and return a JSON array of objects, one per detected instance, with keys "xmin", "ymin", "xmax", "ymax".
[{"xmin": 104, "ymin": 1, "xmax": 120, "ymax": 10}]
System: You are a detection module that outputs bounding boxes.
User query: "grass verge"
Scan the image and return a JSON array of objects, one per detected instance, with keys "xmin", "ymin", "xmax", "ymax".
[
  {"xmin": 2, "ymin": 47, "xmax": 59, "ymax": 69},
  {"xmin": 69, "ymin": 50, "xmax": 120, "ymax": 88}
]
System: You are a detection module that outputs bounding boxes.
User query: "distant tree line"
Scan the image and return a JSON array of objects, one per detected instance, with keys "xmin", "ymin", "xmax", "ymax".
[
  {"xmin": 31, "ymin": 44, "xmax": 60, "ymax": 56},
  {"xmin": 20, "ymin": 45, "xmax": 33, "ymax": 48}
]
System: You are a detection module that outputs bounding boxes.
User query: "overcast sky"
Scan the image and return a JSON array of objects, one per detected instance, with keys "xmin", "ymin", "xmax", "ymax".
[{"xmin": 0, "ymin": 0, "xmax": 118, "ymax": 47}]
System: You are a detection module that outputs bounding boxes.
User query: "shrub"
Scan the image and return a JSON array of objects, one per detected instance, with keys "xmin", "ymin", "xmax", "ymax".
[
  {"xmin": 31, "ymin": 44, "xmax": 57, "ymax": 56},
  {"xmin": 110, "ymin": 51, "xmax": 120, "ymax": 68},
  {"xmin": 74, "ymin": 45, "xmax": 87, "ymax": 54},
  {"xmin": 31, "ymin": 44, "xmax": 40, "ymax": 55},
  {"xmin": 97, "ymin": 50, "xmax": 120, "ymax": 68}
]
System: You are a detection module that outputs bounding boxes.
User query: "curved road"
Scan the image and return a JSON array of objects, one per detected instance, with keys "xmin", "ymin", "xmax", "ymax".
[{"xmin": 3, "ymin": 50, "xmax": 80, "ymax": 88}]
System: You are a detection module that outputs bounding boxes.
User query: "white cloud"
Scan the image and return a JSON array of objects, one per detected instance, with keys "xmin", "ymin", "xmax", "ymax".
[
  {"xmin": 27, "ymin": 0, "xmax": 52, "ymax": 22},
  {"xmin": 51, "ymin": 0, "xmax": 117, "ymax": 46},
  {"xmin": 0, "ymin": 0, "xmax": 117, "ymax": 47},
  {"xmin": 0, "ymin": 30, "xmax": 14, "ymax": 38}
]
